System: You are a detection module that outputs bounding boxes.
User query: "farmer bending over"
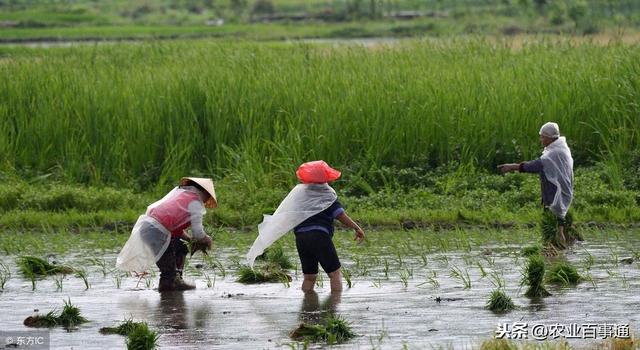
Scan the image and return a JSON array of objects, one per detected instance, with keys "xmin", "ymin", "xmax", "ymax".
[
  {"xmin": 246, "ymin": 161, "xmax": 365, "ymax": 292},
  {"xmin": 498, "ymin": 122, "xmax": 574, "ymax": 248},
  {"xmin": 117, "ymin": 177, "xmax": 216, "ymax": 292}
]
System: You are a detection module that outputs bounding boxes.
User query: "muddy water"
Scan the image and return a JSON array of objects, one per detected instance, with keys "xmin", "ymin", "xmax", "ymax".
[{"xmin": 0, "ymin": 230, "xmax": 638, "ymax": 349}]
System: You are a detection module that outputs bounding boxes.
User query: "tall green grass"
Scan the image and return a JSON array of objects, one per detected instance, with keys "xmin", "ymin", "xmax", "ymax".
[{"xmin": 1, "ymin": 39, "xmax": 639, "ymax": 190}]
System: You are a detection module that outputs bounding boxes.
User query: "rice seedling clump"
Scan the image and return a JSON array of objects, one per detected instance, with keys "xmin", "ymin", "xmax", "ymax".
[
  {"xmin": 23, "ymin": 299, "xmax": 88, "ymax": 329},
  {"xmin": 100, "ymin": 318, "xmax": 147, "ymax": 336},
  {"xmin": 541, "ymin": 211, "xmax": 564, "ymax": 249},
  {"xmin": 546, "ymin": 261, "xmax": 581, "ymax": 286},
  {"xmin": 236, "ymin": 265, "xmax": 291, "ymax": 284},
  {"xmin": 290, "ymin": 315, "xmax": 355, "ymax": 345},
  {"xmin": 480, "ymin": 338, "xmax": 518, "ymax": 350},
  {"xmin": 522, "ymin": 245, "xmax": 541, "ymax": 257},
  {"xmin": 58, "ymin": 298, "xmax": 89, "ymax": 328},
  {"xmin": 259, "ymin": 245, "xmax": 293, "ymax": 270},
  {"xmin": 522, "ymin": 255, "xmax": 551, "ymax": 298},
  {"xmin": 125, "ymin": 322, "xmax": 159, "ymax": 350},
  {"xmin": 485, "ymin": 289, "xmax": 516, "ymax": 313},
  {"xmin": 17, "ymin": 256, "xmax": 73, "ymax": 276}
]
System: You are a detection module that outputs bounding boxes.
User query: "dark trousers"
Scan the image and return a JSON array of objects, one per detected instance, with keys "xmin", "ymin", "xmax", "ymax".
[{"xmin": 156, "ymin": 238, "xmax": 189, "ymax": 282}]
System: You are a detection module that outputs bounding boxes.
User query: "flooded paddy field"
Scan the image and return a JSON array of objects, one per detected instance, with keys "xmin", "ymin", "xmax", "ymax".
[{"xmin": 0, "ymin": 227, "xmax": 638, "ymax": 349}]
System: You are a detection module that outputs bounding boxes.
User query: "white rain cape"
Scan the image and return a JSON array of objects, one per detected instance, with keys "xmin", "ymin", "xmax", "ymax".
[
  {"xmin": 540, "ymin": 136, "xmax": 574, "ymax": 219},
  {"xmin": 246, "ymin": 183, "xmax": 337, "ymax": 268},
  {"xmin": 115, "ymin": 215, "xmax": 171, "ymax": 273},
  {"xmin": 116, "ymin": 187, "xmax": 204, "ymax": 273}
]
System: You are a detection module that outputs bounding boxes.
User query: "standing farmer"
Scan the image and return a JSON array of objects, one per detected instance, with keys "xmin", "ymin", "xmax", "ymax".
[
  {"xmin": 117, "ymin": 177, "xmax": 216, "ymax": 291},
  {"xmin": 498, "ymin": 122, "xmax": 574, "ymax": 248},
  {"xmin": 246, "ymin": 161, "xmax": 365, "ymax": 292}
]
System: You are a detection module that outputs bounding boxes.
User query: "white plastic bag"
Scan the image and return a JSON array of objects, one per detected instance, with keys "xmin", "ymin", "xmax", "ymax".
[
  {"xmin": 540, "ymin": 136, "xmax": 574, "ymax": 218},
  {"xmin": 116, "ymin": 215, "xmax": 172, "ymax": 273},
  {"xmin": 246, "ymin": 184, "xmax": 337, "ymax": 267}
]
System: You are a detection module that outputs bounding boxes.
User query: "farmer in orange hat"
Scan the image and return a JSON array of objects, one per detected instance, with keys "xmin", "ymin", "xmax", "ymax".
[
  {"xmin": 247, "ymin": 161, "xmax": 365, "ymax": 292},
  {"xmin": 117, "ymin": 177, "xmax": 216, "ymax": 292}
]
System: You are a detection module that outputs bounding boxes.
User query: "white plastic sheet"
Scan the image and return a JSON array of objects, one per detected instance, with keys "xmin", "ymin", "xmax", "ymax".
[
  {"xmin": 540, "ymin": 136, "xmax": 574, "ymax": 218},
  {"xmin": 246, "ymin": 183, "xmax": 337, "ymax": 268},
  {"xmin": 116, "ymin": 215, "xmax": 171, "ymax": 273}
]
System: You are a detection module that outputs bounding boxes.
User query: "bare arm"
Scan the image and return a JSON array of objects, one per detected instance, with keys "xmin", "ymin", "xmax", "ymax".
[{"xmin": 336, "ymin": 212, "xmax": 365, "ymax": 243}]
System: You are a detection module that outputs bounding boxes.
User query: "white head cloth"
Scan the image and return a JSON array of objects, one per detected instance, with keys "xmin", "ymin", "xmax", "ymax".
[
  {"xmin": 246, "ymin": 183, "xmax": 337, "ymax": 268},
  {"xmin": 540, "ymin": 136, "xmax": 574, "ymax": 218},
  {"xmin": 539, "ymin": 122, "xmax": 560, "ymax": 139}
]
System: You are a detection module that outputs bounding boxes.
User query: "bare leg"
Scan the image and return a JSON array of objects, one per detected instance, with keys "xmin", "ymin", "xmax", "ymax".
[
  {"xmin": 302, "ymin": 274, "xmax": 317, "ymax": 292},
  {"xmin": 328, "ymin": 269, "xmax": 343, "ymax": 292},
  {"xmin": 558, "ymin": 225, "xmax": 567, "ymax": 248}
]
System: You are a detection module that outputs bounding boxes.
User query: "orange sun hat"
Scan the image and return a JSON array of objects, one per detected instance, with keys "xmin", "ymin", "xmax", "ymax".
[{"xmin": 296, "ymin": 160, "xmax": 341, "ymax": 184}]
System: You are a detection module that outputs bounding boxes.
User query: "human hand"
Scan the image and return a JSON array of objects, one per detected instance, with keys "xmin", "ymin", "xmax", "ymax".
[
  {"xmin": 191, "ymin": 235, "xmax": 213, "ymax": 256},
  {"xmin": 497, "ymin": 164, "xmax": 517, "ymax": 174},
  {"xmin": 354, "ymin": 228, "xmax": 365, "ymax": 244}
]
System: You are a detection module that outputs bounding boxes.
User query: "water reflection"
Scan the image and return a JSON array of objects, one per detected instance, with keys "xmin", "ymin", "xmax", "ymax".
[
  {"xmin": 299, "ymin": 291, "xmax": 342, "ymax": 324},
  {"xmin": 158, "ymin": 291, "xmax": 188, "ymax": 330}
]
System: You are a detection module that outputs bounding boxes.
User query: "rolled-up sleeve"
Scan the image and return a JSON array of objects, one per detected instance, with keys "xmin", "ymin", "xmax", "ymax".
[
  {"xmin": 519, "ymin": 158, "xmax": 544, "ymax": 173},
  {"xmin": 330, "ymin": 200, "xmax": 345, "ymax": 219},
  {"xmin": 188, "ymin": 201, "xmax": 206, "ymax": 239}
]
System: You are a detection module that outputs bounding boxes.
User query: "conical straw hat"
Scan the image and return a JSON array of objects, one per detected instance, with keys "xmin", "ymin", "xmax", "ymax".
[{"xmin": 180, "ymin": 177, "xmax": 217, "ymax": 208}]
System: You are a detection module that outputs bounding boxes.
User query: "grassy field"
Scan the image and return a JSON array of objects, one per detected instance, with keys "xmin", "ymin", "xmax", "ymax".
[
  {"xmin": 1, "ymin": 39, "xmax": 639, "ymax": 229},
  {"xmin": 1, "ymin": 0, "xmax": 639, "ymax": 41},
  {"xmin": 2, "ymin": 39, "xmax": 639, "ymax": 186}
]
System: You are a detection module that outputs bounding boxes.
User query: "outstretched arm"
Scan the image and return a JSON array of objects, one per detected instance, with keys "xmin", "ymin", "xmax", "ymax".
[
  {"xmin": 336, "ymin": 212, "xmax": 365, "ymax": 243},
  {"xmin": 497, "ymin": 163, "xmax": 520, "ymax": 173}
]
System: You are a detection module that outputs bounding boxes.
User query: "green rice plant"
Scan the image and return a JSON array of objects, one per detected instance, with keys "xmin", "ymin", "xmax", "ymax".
[
  {"xmin": 483, "ymin": 255, "xmax": 495, "ymax": 268},
  {"xmin": 126, "ymin": 322, "xmax": 159, "ymax": 350},
  {"xmin": 88, "ymin": 258, "xmax": 110, "ymax": 277},
  {"xmin": 522, "ymin": 245, "xmax": 542, "ymax": 257},
  {"xmin": 383, "ymin": 258, "xmax": 389, "ymax": 278},
  {"xmin": 342, "ymin": 268, "xmax": 353, "ymax": 289},
  {"xmin": 53, "ymin": 274, "xmax": 64, "ymax": 291},
  {"xmin": 419, "ymin": 253, "xmax": 428, "ymax": 266},
  {"xmin": 449, "ymin": 265, "xmax": 471, "ymax": 289},
  {"xmin": 114, "ymin": 273, "xmax": 123, "ymax": 289},
  {"xmin": 476, "ymin": 261, "xmax": 487, "ymax": 278},
  {"xmin": 0, "ymin": 262, "xmax": 11, "ymax": 290},
  {"xmin": 203, "ymin": 272, "xmax": 215, "ymax": 288},
  {"xmin": 399, "ymin": 270, "xmax": 409, "ymax": 288},
  {"xmin": 24, "ymin": 299, "xmax": 88, "ymax": 329},
  {"xmin": 100, "ymin": 318, "xmax": 146, "ymax": 336},
  {"xmin": 581, "ymin": 272, "xmax": 597, "ymax": 288},
  {"xmin": 75, "ymin": 268, "xmax": 90, "ymax": 290},
  {"xmin": 479, "ymin": 338, "xmax": 517, "ymax": 350},
  {"xmin": 541, "ymin": 210, "xmax": 565, "ymax": 249},
  {"xmin": 545, "ymin": 261, "xmax": 581, "ymax": 286},
  {"xmin": 290, "ymin": 315, "xmax": 354, "ymax": 345},
  {"xmin": 257, "ymin": 245, "xmax": 293, "ymax": 270},
  {"xmin": 17, "ymin": 256, "xmax": 73, "ymax": 276},
  {"xmin": 582, "ymin": 249, "xmax": 595, "ymax": 270},
  {"xmin": 485, "ymin": 289, "xmax": 516, "ymax": 314},
  {"xmin": 489, "ymin": 270, "xmax": 506, "ymax": 289},
  {"xmin": 522, "ymin": 255, "xmax": 551, "ymax": 298},
  {"xmin": 58, "ymin": 298, "xmax": 89, "ymax": 329},
  {"xmin": 236, "ymin": 265, "xmax": 291, "ymax": 284},
  {"xmin": 324, "ymin": 316, "xmax": 356, "ymax": 345},
  {"xmin": 2, "ymin": 41, "xmax": 640, "ymax": 191}
]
